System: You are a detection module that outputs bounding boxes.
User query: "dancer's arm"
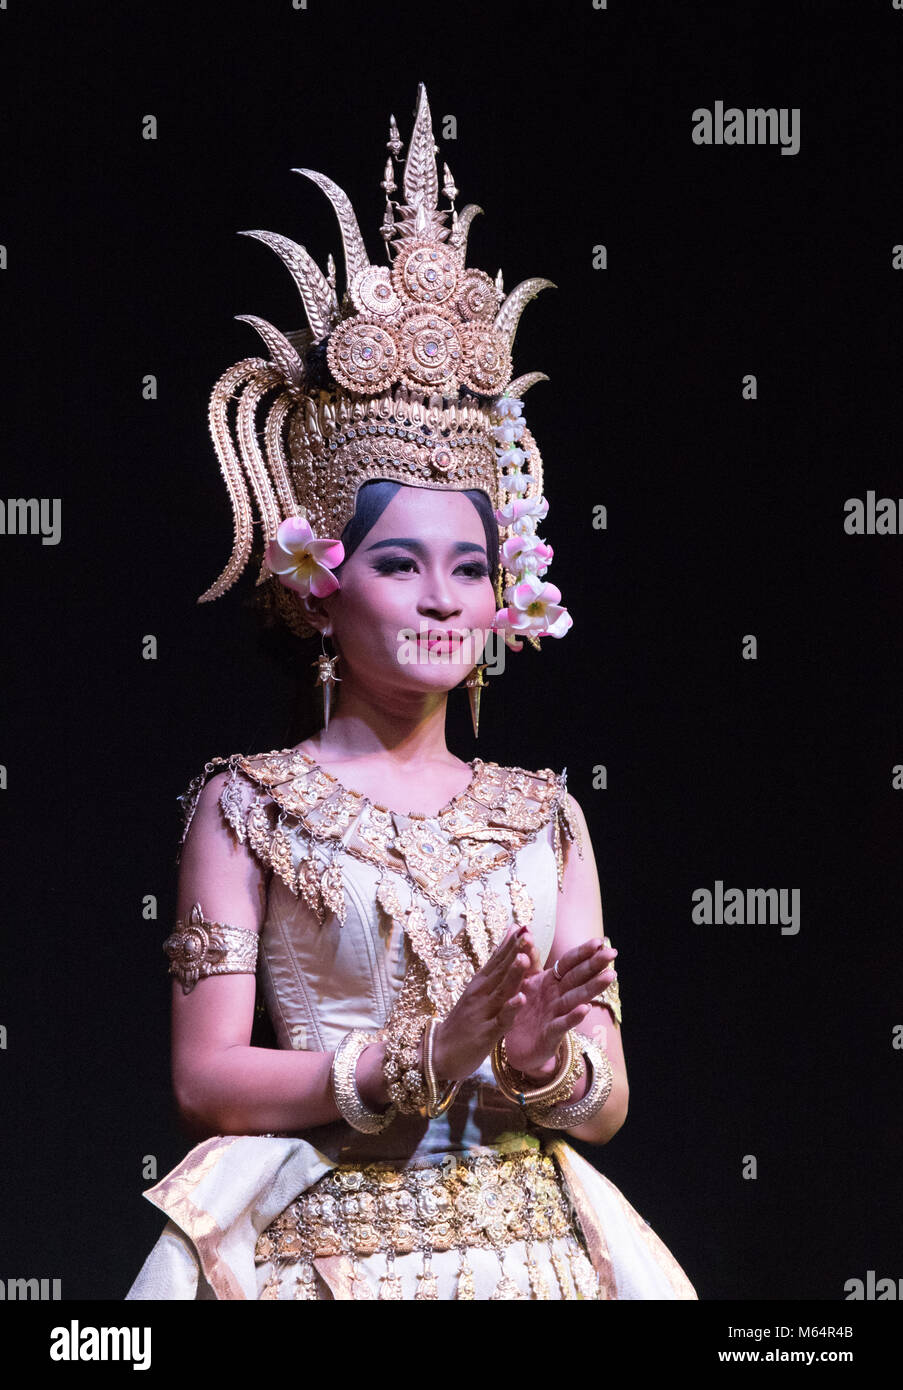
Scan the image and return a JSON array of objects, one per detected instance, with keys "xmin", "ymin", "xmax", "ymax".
[
  {"xmin": 540, "ymin": 791, "xmax": 629, "ymax": 1145},
  {"xmin": 169, "ymin": 773, "xmax": 533, "ymax": 1137},
  {"xmin": 169, "ymin": 772, "xmax": 392, "ymax": 1137}
]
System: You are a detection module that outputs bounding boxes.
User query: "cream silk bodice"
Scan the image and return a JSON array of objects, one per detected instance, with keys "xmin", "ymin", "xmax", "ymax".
[{"xmin": 178, "ymin": 747, "xmax": 583, "ymax": 1162}]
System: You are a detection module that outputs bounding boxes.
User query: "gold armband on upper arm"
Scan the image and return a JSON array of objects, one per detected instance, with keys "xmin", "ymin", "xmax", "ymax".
[{"xmin": 163, "ymin": 901, "xmax": 260, "ymax": 995}]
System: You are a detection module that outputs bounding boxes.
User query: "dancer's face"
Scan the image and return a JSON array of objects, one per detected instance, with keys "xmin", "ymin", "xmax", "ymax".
[{"xmin": 310, "ymin": 485, "xmax": 497, "ymax": 694}]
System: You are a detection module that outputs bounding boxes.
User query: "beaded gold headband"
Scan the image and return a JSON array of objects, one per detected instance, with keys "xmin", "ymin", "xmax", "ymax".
[{"xmin": 198, "ymin": 82, "xmax": 572, "ymax": 650}]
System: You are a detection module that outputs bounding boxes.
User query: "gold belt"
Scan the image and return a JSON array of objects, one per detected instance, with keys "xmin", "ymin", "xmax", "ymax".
[{"xmin": 255, "ymin": 1146, "xmax": 601, "ymax": 1299}]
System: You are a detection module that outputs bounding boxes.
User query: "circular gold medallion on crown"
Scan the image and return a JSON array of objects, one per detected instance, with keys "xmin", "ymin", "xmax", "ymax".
[
  {"xmin": 431, "ymin": 443, "xmax": 454, "ymax": 472},
  {"xmin": 392, "ymin": 238, "xmax": 461, "ymax": 307},
  {"xmin": 327, "ymin": 319, "xmax": 400, "ymax": 393},
  {"xmin": 350, "ymin": 265, "xmax": 404, "ymax": 320},
  {"xmin": 455, "ymin": 268, "xmax": 500, "ymax": 322},
  {"xmin": 458, "ymin": 321, "xmax": 512, "ymax": 394},
  {"xmin": 397, "ymin": 306, "xmax": 462, "ymax": 392}
]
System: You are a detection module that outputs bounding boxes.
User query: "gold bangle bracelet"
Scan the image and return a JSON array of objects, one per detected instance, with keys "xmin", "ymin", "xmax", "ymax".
[
  {"xmin": 527, "ymin": 1035, "xmax": 614, "ymax": 1129},
  {"xmin": 490, "ymin": 1031, "xmax": 576, "ymax": 1108},
  {"xmin": 421, "ymin": 1017, "xmax": 461, "ymax": 1118}
]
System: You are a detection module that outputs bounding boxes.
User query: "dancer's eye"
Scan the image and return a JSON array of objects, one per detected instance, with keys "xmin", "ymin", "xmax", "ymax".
[
  {"xmin": 373, "ymin": 556, "xmax": 417, "ymax": 574},
  {"xmin": 373, "ymin": 557, "xmax": 489, "ymax": 578}
]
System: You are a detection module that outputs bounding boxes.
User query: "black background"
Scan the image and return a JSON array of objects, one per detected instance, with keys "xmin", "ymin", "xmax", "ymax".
[{"xmin": 0, "ymin": 0, "xmax": 900, "ymax": 1307}]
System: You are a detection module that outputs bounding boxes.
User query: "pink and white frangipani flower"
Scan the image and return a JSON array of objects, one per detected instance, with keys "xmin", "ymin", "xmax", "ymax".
[
  {"xmin": 501, "ymin": 533, "xmax": 554, "ymax": 575},
  {"xmin": 492, "ymin": 573, "xmax": 573, "ymax": 649},
  {"xmin": 491, "ymin": 610, "xmax": 528, "ymax": 651},
  {"xmin": 264, "ymin": 515, "xmax": 345, "ymax": 598},
  {"xmin": 495, "ymin": 495, "xmax": 550, "ymax": 529}
]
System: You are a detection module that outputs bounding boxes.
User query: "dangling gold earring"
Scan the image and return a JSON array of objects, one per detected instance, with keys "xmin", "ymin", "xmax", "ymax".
[
  {"xmin": 464, "ymin": 664, "xmax": 487, "ymax": 739},
  {"xmin": 312, "ymin": 632, "xmax": 341, "ymax": 731}
]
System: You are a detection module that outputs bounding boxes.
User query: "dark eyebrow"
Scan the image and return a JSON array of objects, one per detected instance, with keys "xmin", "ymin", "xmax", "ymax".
[{"xmin": 364, "ymin": 538, "xmax": 487, "ymax": 559}]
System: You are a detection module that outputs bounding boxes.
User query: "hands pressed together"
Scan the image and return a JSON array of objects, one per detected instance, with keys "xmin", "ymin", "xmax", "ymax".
[{"xmin": 431, "ymin": 926, "xmax": 618, "ymax": 1085}]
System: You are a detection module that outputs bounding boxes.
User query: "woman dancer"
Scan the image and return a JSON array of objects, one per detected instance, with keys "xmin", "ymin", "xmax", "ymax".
[{"xmin": 126, "ymin": 84, "xmax": 697, "ymax": 1300}]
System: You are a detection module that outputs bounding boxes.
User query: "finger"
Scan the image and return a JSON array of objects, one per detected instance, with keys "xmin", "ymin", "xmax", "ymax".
[
  {"xmin": 558, "ymin": 946, "xmax": 617, "ymax": 992},
  {"xmin": 492, "ymin": 951, "xmax": 532, "ymax": 1003},
  {"xmin": 524, "ymin": 1015, "xmax": 590, "ymax": 1069},
  {"xmin": 509, "ymin": 929, "xmax": 538, "ymax": 971},
  {"xmin": 544, "ymin": 989, "xmax": 608, "ymax": 1034},
  {"xmin": 556, "ymin": 967, "xmax": 617, "ymax": 1015},
  {"xmin": 556, "ymin": 1002, "xmax": 593, "ymax": 1031},
  {"xmin": 494, "ymin": 992, "xmax": 526, "ymax": 1030},
  {"xmin": 520, "ymin": 932, "xmax": 541, "ymax": 972},
  {"xmin": 481, "ymin": 927, "xmax": 526, "ymax": 981},
  {"xmin": 553, "ymin": 938, "xmax": 611, "ymax": 977},
  {"xmin": 496, "ymin": 926, "xmax": 529, "ymax": 961}
]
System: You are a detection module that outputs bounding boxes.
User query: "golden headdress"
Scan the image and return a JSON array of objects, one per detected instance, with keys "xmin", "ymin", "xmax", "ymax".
[{"xmin": 198, "ymin": 82, "xmax": 572, "ymax": 650}]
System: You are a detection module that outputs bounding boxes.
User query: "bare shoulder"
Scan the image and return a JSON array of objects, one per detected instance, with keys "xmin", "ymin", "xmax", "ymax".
[{"xmin": 177, "ymin": 766, "xmax": 269, "ymax": 934}]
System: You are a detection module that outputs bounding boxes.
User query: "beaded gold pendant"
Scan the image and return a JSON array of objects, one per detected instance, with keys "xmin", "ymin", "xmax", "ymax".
[
  {"xmin": 463, "ymin": 895, "xmax": 491, "ymax": 965},
  {"xmin": 293, "ymin": 1263, "xmax": 319, "ymax": 1300},
  {"xmin": 295, "ymin": 854, "xmax": 324, "ymax": 913},
  {"xmin": 568, "ymin": 1239, "xmax": 601, "ymax": 1300},
  {"xmin": 378, "ymin": 1277, "xmax": 404, "ymax": 1299},
  {"xmin": 414, "ymin": 1253, "xmax": 439, "ymax": 1299},
  {"xmin": 508, "ymin": 875, "xmax": 534, "ymax": 926},
  {"xmin": 350, "ymin": 1259, "xmax": 375, "ymax": 1300},
  {"xmin": 490, "ymin": 1275, "xmax": 525, "ymax": 1300},
  {"xmin": 525, "ymin": 1246, "xmax": 552, "ymax": 1300},
  {"xmin": 479, "ymin": 885, "xmax": 509, "ymax": 945},
  {"xmin": 455, "ymin": 1259, "xmax": 476, "ymax": 1299},
  {"xmin": 550, "ymin": 1249, "xmax": 575, "ymax": 1299},
  {"xmin": 320, "ymin": 860, "xmax": 347, "ymax": 922},
  {"xmin": 268, "ymin": 819, "xmax": 295, "ymax": 888},
  {"xmin": 376, "ymin": 870, "xmax": 406, "ymax": 920},
  {"xmin": 403, "ymin": 902, "xmax": 474, "ymax": 1015}
]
